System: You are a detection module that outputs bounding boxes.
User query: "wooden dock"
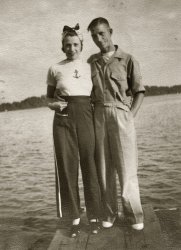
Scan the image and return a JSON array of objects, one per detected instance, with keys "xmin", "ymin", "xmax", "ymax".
[
  {"xmin": 1, "ymin": 205, "xmax": 180, "ymax": 250},
  {"xmin": 47, "ymin": 205, "xmax": 167, "ymax": 250}
]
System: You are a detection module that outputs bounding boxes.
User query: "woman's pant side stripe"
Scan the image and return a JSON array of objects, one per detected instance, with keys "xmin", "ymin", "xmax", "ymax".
[{"xmin": 54, "ymin": 144, "xmax": 62, "ymax": 217}]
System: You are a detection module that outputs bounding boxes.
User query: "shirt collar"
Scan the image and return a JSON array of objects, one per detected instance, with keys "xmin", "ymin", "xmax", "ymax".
[
  {"xmin": 88, "ymin": 45, "xmax": 125, "ymax": 63},
  {"xmin": 113, "ymin": 46, "xmax": 126, "ymax": 59}
]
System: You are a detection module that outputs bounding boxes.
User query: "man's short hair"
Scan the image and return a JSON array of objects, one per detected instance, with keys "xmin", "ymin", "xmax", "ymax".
[{"xmin": 87, "ymin": 17, "xmax": 110, "ymax": 31}]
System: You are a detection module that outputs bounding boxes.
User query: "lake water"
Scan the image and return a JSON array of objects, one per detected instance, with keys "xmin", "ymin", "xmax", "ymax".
[{"xmin": 0, "ymin": 94, "xmax": 181, "ymax": 221}]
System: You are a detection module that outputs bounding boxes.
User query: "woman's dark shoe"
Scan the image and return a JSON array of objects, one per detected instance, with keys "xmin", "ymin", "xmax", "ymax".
[
  {"xmin": 70, "ymin": 224, "xmax": 80, "ymax": 238},
  {"xmin": 90, "ymin": 221, "xmax": 100, "ymax": 234}
]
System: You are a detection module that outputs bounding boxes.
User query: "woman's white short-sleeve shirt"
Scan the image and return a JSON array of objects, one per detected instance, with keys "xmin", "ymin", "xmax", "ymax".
[{"xmin": 47, "ymin": 58, "xmax": 92, "ymax": 98}]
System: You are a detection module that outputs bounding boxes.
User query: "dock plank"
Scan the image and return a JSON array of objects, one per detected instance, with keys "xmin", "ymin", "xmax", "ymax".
[
  {"xmin": 123, "ymin": 226, "xmax": 147, "ymax": 250},
  {"xmin": 48, "ymin": 205, "xmax": 167, "ymax": 250},
  {"xmin": 143, "ymin": 205, "xmax": 166, "ymax": 250},
  {"xmin": 120, "ymin": 204, "xmax": 165, "ymax": 250},
  {"xmin": 47, "ymin": 229, "xmax": 65, "ymax": 250},
  {"xmin": 74, "ymin": 230, "xmax": 89, "ymax": 250},
  {"xmin": 87, "ymin": 226, "xmax": 125, "ymax": 250},
  {"xmin": 48, "ymin": 228, "xmax": 88, "ymax": 250},
  {"xmin": 48, "ymin": 215, "xmax": 89, "ymax": 250}
]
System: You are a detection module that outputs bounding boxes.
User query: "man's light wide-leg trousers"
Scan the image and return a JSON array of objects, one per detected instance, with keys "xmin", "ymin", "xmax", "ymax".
[{"xmin": 94, "ymin": 105, "xmax": 143, "ymax": 224}]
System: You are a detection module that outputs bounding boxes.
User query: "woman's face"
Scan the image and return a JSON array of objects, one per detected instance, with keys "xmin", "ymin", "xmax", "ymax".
[{"xmin": 63, "ymin": 35, "xmax": 82, "ymax": 60}]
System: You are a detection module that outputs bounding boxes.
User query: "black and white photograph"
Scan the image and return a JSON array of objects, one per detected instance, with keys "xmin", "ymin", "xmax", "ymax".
[{"xmin": 0, "ymin": 0, "xmax": 181, "ymax": 249}]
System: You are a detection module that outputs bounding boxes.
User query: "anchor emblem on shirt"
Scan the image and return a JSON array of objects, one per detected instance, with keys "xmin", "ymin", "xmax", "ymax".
[{"xmin": 73, "ymin": 69, "xmax": 81, "ymax": 78}]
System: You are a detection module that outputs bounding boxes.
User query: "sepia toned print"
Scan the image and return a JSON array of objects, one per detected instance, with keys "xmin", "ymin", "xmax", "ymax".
[{"xmin": 0, "ymin": 0, "xmax": 181, "ymax": 249}]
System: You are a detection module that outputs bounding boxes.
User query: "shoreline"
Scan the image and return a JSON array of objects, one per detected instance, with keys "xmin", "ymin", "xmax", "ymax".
[{"xmin": 0, "ymin": 92, "xmax": 181, "ymax": 113}]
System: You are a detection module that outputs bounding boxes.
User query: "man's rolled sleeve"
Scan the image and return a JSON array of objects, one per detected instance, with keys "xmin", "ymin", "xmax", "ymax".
[{"xmin": 127, "ymin": 56, "xmax": 145, "ymax": 95}]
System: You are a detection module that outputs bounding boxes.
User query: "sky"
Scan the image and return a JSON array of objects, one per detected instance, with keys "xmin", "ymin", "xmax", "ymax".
[{"xmin": 0, "ymin": 0, "xmax": 181, "ymax": 103}]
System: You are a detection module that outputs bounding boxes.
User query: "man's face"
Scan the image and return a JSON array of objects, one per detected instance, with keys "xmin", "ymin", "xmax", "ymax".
[
  {"xmin": 63, "ymin": 35, "xmax": 81, "ymax": 60},
  {"xmin": 90, "ymin": 23, "xmax": 113, "ymax": 53}
]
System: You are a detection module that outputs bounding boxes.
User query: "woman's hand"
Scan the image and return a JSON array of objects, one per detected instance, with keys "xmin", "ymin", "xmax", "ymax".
[{"xmin": 48, "ymin": 101, "xmax": 68, "ymax": 112}]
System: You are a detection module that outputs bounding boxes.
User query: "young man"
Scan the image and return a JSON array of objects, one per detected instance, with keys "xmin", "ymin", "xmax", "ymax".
[{"xmin": 87, "ymin": 17, "xmax": 145, "ymax": 230}]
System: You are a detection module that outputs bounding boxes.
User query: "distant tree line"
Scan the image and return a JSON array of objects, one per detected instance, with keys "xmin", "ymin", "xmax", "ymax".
[
  {"xmin": 144, "ymin": 85, "xmax": 181, "ymax": 96},
  {"xmin": 0, "ymin": 85, "xmax": 181, "ymax": 112},
  {"xmin": 0, "ymin": 95, "xmax": 48, "ymax": 112}
]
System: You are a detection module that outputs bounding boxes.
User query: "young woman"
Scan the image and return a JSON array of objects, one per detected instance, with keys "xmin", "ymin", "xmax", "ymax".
[{"xmin": 46, "ymin": 24, "xmax": 100, "ymax": 237}]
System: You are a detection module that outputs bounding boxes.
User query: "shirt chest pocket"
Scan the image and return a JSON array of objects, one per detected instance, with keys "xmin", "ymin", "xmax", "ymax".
[
  {"xmin": 111, "ymin": 72, "xmax": 126, "ymax": 81},
  {"xmin": 110, "ymin": 72, "xmax": 128, "ymax": 92}
]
